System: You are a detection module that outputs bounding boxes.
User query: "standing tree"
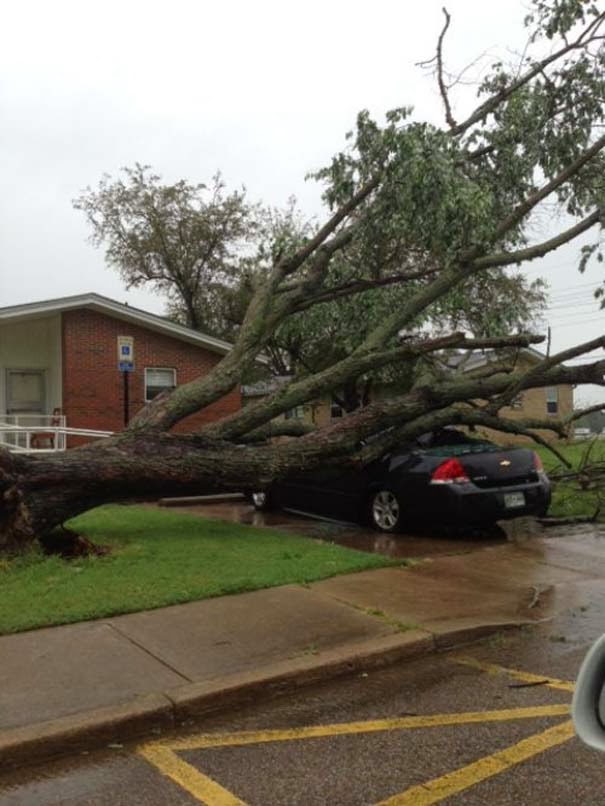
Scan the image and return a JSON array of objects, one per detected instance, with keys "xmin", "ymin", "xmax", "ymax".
[
  {"xmin": 73, "ymin": 165, "xmax": 260, "ymax": 337},
  {"xmin": 2, "ymin": 0, "xmax": 605, "ymax": 553}
]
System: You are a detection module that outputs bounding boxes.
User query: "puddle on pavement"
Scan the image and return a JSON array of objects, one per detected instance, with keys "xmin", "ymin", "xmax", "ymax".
[
  {"xmin": 167, "ymin": 501, "xmax": 508, "ymax": 559},
  {"xmin": 305, "ymin": 524, "xmax": 507, "ymax": 558}
]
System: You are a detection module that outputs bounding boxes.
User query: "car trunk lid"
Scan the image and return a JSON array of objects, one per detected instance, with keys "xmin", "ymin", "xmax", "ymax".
[{"xmin": 427, "ymin": 444, "xmax": 539, "ymax": 488}]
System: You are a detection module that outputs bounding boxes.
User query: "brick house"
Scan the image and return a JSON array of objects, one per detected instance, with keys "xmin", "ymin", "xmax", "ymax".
[{"xmin": 0, "ymin": 293, "xmax": 239, "ymax": 443}]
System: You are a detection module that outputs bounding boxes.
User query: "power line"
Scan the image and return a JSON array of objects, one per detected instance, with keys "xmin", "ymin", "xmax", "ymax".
[
  {"xmin": 546, "ymin": 316, "xmax": 605, "ymax": 328},
  {"xmin": 549, "ymin": 294, "xmax": 600, "ymax": 302},
  {"xmin": 545, "ymin": 308, "xmax": 602, "ymax": 319},
  {"xmin": 548, "ymin": 291, "xmax": 602, "ymax": 304},
  {"xmin": 544, "ymin": 313, "xmax": 603, "ymax": 323},
  {"xmin": 544, "ymin": 300, "xmax": 601, "ymax": 315},
  {"xmin": 548, "ymin": 293, "xmax": 602, "ymax": 305},
  {"xmin": 548, "ymin": 280, "xmax": 602, "ymax": 294},
  {"xmin": 547, "ymin": 292, "xmax": 602, "ymax": 300}
]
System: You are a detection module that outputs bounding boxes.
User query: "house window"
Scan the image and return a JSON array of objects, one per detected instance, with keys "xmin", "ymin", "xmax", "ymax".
[
  {"xmin": 145, "ymin": 368, "xmax": 176, "ymax": 402},
  {"xmin": 284, "ymin": 406, "xmax": 304, "ymax": 420},
  {"xmin": 546, "ymin": 387, "xmax": 558, "ymax": 415},
  {"xmin": 331, "ymin": 401, "xmax": 344, "ymax": 419}
]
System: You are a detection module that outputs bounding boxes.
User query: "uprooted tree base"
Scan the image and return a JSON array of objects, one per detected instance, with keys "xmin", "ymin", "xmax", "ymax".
[{"xmin": 40, "ymin": 526, "xmax": 111, "ymax": 559}]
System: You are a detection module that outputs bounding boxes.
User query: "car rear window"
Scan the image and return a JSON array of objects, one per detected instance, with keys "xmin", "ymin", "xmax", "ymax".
[{"xmin": 423, "ymin": 443, "xmax": 501, "ymax": 457}]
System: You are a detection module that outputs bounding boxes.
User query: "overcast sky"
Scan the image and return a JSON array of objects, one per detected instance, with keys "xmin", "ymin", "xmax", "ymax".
[{"xmin": 1, "ymin": 0, "xmax": 604, "ymax": 402}]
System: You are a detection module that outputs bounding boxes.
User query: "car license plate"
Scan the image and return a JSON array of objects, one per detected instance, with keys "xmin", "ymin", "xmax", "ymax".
[{"xmin": 504, "ymin": 492, "xmax": 525, "ymax": 508}]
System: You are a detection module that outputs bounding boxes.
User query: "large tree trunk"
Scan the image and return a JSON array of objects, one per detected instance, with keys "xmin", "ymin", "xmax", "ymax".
[
  {"xmin": 0, "ymin": 423, "xmax": 366, "ymax": 552},
  {"xmin": 0, "ymin": 435, "xmax": 276, "ymax": 552}
]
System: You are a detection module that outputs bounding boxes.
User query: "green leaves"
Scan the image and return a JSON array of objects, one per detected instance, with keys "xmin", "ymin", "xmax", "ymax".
[
  {"xmin": 73, "ymin": 166, "xmax": 260, "ymax": 336},
  {"xmin": 526, "ymin": 0, "xmax": 600, "ymax": 41}
]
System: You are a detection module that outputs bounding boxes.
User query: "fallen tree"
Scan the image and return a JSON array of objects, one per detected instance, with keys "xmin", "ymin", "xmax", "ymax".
[{"xmin": 3, "ymin": 0, "xmax": 605, "ymax": 552}]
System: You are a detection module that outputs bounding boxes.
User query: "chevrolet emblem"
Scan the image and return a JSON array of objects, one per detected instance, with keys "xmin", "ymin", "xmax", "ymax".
[{"xmin": 499, "ymin": 459, "xmax": 511, "ymax": 467}]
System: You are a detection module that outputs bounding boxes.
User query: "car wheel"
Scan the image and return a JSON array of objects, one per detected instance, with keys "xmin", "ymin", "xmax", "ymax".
[
  {"xmin": 370, "ymin": 489, "xmax": 402, "ymax": 532},
  {"xmin": 251, "ymin": 491, "xmax": 273, "ymax": 511}
]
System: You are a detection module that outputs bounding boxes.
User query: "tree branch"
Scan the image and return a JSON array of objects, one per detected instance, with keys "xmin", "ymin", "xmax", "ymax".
[
  {"xmin": 204, "ymin": 332, "xmax": 466, "ymax": 442},
  {"xmin": 450, "ymin": 12, "xmax": 605, "ymax": 137},
  {"xmin": 310, "ymin": 357, "xmax": 605, "ymax": 459},
  {"xmin": 359, "ymin": 403, "xmax": 570, "ymax": 465},
  {"xmin": 277, "ymin": 176, "xmax": 380, "ymax": 277},
  {"xmin": 436, "ymin": 7, "xmax": 457, "ymax": 129},
  {"xmin": 491, "ymin": 336, "xmax": 605, "ymax": 411},
  {"xmin": 237, "ymin": 420, "xmax": 316, "ymax": 443},
  {"xmin": 291, "ymin": 266, "xmax": 439, "ymax": 312},
  {"xmin": 482, "ymin": 134, "xmax": 605, "ymax": 251},
  {"xmin": 451, "ymin": 409, "xmax": 571, "ymax": 466},
  {"xmin": 474, "ymin": 210, "xmax": 602, "ymax": 270},
  {"xmin": 564, "ymin": 403, "xmax": 605, "ymax": 425},
  {"xmin": 455, "ymin": 333, "xmax": 545, "ymax": 350},
  {"xmin": 206, "ymin": 329, "xmax": 546, "ymax": 444}
]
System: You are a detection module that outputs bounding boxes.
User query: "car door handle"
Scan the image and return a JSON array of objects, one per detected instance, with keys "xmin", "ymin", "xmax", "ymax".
[{"xmin": 573, "ymin": 635, "xmax": 605, "ymax": 750}]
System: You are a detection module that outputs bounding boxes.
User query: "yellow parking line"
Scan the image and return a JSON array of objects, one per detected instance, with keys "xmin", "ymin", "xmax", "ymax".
[
  {"xmin": 137, "ymin": 743, "xmax": 246, "ymax": 806},
  {"xmin": 451, "ymin": 655, "xmax": 575, "ymax": 692},
  {"xmin": 156, "ymin": 704, "xmax": 570, "ymax": 752},
  {"xmin": 376, "ymin": 719, "xmax": 575, "ymax": 805}
]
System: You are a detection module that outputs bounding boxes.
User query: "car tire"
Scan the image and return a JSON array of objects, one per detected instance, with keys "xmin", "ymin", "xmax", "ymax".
[
  {"xmin": 369, "ymin": 489, "xmax": 402, "ymax": 532},
  {"xmin": 251, "ymin": 490, "xmax": 273, "ymax": 511}
]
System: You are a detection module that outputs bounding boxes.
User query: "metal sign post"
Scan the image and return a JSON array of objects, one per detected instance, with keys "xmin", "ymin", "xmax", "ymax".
[
  {"xmin": 117, "ymin": 336, "xmax": 135, "ymax": 426},
  {"xmin": 123, "ymin": 372, "xmax": 129, "ymax": 427}
]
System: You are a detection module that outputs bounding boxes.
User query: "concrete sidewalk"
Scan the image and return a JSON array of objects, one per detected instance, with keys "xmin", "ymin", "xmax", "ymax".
[{"xmin": 1, "ymin": 524, "xmax": 604, "ymax": 769}]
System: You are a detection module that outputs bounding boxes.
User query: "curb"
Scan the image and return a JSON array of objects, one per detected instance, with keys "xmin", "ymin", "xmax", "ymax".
[
  {"xmin": 0, "ymin": 694, "xmax": 173, "ymax": 771},
  {"xmin": 167, "ymin": 629, "xmax": 434, "ymax": 723},
  {"xmin": 0, "ymin": 621, "xmax": 523, "ymax": 772}
]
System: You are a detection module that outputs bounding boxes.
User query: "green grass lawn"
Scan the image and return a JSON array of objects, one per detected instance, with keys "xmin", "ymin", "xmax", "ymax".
[
  {"xmin": 533, "ymin": 439, "xmax": 605, "ymax": 520},
  {"xmin": 0, "ymin": 505, "xmax": 396, "ymax": 636}
]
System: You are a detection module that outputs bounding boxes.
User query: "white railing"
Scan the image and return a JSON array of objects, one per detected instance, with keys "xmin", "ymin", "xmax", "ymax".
[{"xmin": 0, "ymin": 415, "xmax": 114, "ymax": 453}]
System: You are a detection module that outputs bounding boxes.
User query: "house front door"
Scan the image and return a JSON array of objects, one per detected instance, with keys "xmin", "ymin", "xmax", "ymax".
[{"xmin": 6, "ymin": 369, "xmax": 46, "ymax": 416}]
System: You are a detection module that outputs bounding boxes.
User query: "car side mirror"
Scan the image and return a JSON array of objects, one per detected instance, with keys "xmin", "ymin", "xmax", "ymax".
[{"xmin": 573, "ymin": 635, "xmax": 605, "ymax": 750}]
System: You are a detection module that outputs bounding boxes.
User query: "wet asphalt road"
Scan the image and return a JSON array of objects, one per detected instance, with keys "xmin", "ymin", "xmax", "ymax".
[{"xmin": 2, "ymin": 610, "xmax": 604, "ymax": 806}]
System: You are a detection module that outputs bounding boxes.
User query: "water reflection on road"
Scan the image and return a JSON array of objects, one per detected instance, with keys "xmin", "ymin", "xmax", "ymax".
[{"xmin": 168, "ymin": 500, "xmax": 508, "ymax": 559}]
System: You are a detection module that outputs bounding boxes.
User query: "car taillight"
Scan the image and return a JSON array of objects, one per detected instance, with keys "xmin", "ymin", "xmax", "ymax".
[
  {"xmin": 430, "ymin": 458, "xmax": 470, "ymax": 485},
  {"xmin": 532, "ymin": 452, "xmax": 544, "ymax": 472}
]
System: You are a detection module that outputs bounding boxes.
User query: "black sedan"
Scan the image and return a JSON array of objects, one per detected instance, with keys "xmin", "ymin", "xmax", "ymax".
[{"xmin": 251, "ymin": 429, "xmax": 551, "ymax": 532}]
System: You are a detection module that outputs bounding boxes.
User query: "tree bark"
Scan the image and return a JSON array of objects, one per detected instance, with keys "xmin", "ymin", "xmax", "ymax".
[
  {"xmin": 0, "ymin": 426, "xmax": 363, "ymax": 551},
  {"xmin": 0, "ymin": 435, "xmax": 276, "ymax": 552}
]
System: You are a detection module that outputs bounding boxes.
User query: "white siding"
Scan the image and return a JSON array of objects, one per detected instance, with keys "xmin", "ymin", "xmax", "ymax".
[{"xmin": 0, "ymin": 315, "xmax": 62, "ymax": 414}]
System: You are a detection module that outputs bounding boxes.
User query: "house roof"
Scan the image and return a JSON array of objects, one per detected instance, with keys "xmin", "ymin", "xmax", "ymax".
[
  {"xmin": 447, "ymin": 346, "xmax": 547, "ymax": 373},
  {"xmin": 0, "ymin": 293, "xmax": 233, "ymax": 355}
]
